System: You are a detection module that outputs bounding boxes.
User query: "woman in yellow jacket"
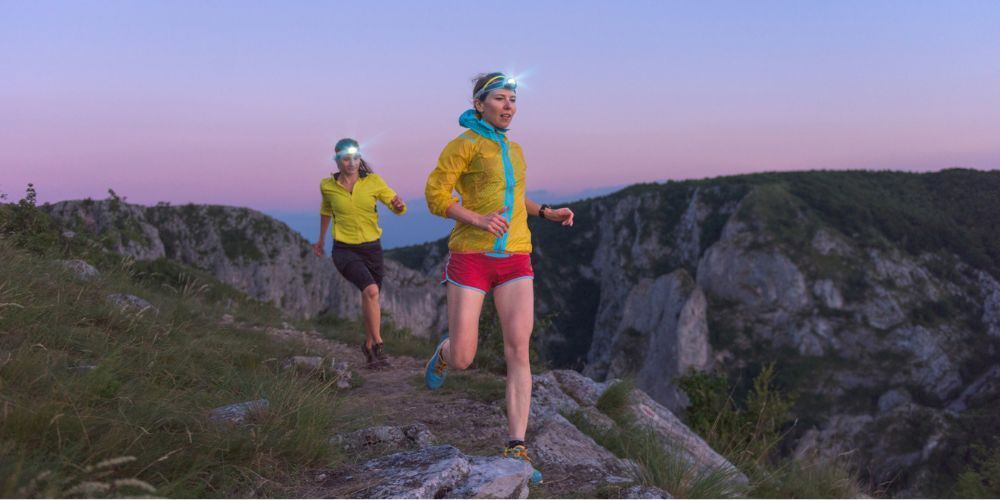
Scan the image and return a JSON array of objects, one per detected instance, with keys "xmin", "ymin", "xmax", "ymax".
[
  {"xmin": 312, "ymin": 138, "xmax": 407, "ymax": 369},
  {"xmin": 423, "ymin": 72, "xmax": 574, "ymax": 482}
]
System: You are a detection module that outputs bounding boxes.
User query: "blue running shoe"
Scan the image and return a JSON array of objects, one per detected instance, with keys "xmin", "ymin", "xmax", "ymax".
[
  {"xmin": 503, "ymin": 444, "xmax": 543, "ymax": 484},
  {"xmin": 424, "ymin": 335, "xmax": 449, "ymax": 390}
]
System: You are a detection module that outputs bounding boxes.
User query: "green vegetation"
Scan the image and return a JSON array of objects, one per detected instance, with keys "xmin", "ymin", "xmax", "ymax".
[
  {"xmin": 220, "ymin": 227, "xmax": 264, "ymax": 261},
  {"xmin": 384, "ymin": 239, "xmax": 448, "ymax": 272},
  {"xmin": 0, "ymin": 184, "xmax": 60, "ymax": 253},
  {"xmin": 568, "ymin": 380, "xmax": 743, "ymax": 498},
  {"xmin": 953, "ymin": 438, "xmax": 1000, "ymax": 498},
  {"xmin": 677, "ymin": 365, "xmax": 863, "ymax": 498},
  {"xmin": 0, "ymin": 194, "xmax": 351, "ymax": 497},
  {"xmin": 595, "ymin": 378, "xmax": 634, "ymax": 425},
  {"xmin": 315, "ymin": 313, "xmax": 436, "ymax": 359}
]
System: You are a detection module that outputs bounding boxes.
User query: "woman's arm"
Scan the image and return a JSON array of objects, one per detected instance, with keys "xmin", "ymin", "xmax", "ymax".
[
  {"xmin": 445, "ymin": 203, "xmax": 509, "ymax": 237},
  {"xmin": 525, "ymin": 197, "xmax": 575, "ymax": 227},
  {"xmin": 373, "ymin": 176, "xmax": 407, "ymax": 215},
  {"xmin": 312, "ymin": 215, "xmax": 331, "ymax": 256},
  {"xmin": 425, "ymin": 139, "xmax": 472, "ymax": 217}
]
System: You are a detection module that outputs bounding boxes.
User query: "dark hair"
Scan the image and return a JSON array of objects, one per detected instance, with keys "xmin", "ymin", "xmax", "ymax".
[
  {"xmin": 472, "ymin": 71, "xmax": 506, "ymax": 102},
  {"xmin": 358, "ymin": 159, "xmax": 374, "ymax": 176}
]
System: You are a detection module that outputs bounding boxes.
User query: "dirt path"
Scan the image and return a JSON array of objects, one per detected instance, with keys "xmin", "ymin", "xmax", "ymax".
[
  {"xmin": 268, "ymin": 327, "xmax": 582, "ymax": 497},
  {"xmin": 267, "ymin": 327, "xmax": 508, "ymax": 453}
]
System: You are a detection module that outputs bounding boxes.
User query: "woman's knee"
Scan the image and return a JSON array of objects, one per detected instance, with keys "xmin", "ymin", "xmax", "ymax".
[
  {"xmin": 504, "ymin": 340, "xmax": 531, "ymax": 363},
  {"xmin": 447, "ymin": 340, "xmax": 477, "ymax": 370},
  {"xmin": 450, "ymin": 353, "xmax": 475, "ymax": 370},
  {"xmin": 362, "ymin": 285, "xmax": 379, "ymax": 301}
]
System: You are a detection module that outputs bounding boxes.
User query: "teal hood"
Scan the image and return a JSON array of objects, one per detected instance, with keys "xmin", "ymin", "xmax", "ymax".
[{"xmin": 459, "ymin": 109, "xmax": 508, "ymax": 138}]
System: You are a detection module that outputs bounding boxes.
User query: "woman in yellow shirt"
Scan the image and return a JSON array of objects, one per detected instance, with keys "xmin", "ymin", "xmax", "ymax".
[
  {"xmin": 312, "ymin": 138, "xmax": 407, "ymax": 369},
  {"xmin": 423, "ymin": 72, "xmax": 574, "ymax": 482}
]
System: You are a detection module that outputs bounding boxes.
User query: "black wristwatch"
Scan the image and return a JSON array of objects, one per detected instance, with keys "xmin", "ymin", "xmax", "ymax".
[{"xmin": 538, "ymin": 204, "xmax": 551, "ymax": 220}]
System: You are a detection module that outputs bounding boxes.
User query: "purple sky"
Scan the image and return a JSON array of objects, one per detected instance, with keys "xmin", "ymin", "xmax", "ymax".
[{"xmin": 3, "ymin": 1, "xmax": 999, "ymax": 210}]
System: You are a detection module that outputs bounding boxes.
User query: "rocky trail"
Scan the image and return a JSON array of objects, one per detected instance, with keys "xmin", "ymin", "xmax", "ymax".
[{"xmin": 254, "ymin": 324, "xmax": 737, "ymax": 498}]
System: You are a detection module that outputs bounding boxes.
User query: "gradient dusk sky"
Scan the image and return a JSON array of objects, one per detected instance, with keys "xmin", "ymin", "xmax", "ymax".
[{"xmin": 3, "ymin": 1, "xmax": 999, "ymax": 211}]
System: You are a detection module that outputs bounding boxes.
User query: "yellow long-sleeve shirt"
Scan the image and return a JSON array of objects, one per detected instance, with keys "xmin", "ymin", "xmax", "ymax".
[
  {"xmin": 425, "ymin": 127, "xmax": 530, "ymax": 254},
  {"xmin": 320, "ymin": 173, "xmax": 406, "ymax": 244}
]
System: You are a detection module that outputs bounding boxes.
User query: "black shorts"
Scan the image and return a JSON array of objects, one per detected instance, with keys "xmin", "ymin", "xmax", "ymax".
[{"xmin": 332, "ymin": 239, "xmax": 384, "ymax": 291}]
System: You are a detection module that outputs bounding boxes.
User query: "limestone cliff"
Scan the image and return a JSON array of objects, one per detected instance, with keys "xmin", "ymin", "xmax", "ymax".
[
  {"xmin": 43, "ymin": 200, "xmax": 446, "ymax": 337},
  {"xmin": 388, "ymin": 169, "xmax": 1000, "ymax": 496}
]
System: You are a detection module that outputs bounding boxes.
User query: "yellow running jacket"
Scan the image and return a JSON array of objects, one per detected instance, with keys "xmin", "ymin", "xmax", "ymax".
[
  {"xmin": 320, "ymin": 173, "xmax": 406, "ymax": 245},
  {"xmin": 425, "ymin": 110, "xmax": 530, "ymax": 254}
]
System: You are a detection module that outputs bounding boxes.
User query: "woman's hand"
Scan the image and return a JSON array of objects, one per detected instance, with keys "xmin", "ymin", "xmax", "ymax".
[
  {"xmin": 477, "ymin": 207, "xmax": 510, "ymax": 237},
  {"xmin": 312, "ymin": 240, "xmax": 325, "ymax": 257},
  {"xmin": 546, "ymin": 207, "xmax": 575, "ymax": 227},
  {"xmin": 390, "ymin": 195, "xmax": 406, "ymax": 213}
]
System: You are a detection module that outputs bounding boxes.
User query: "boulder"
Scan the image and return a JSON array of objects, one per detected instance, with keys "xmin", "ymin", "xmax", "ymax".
[
  {"xmin": 448, "ymin": 456, "xmax": 534, "ymax": 499},
  {"xmin": 531, "ymin": 413, "xmax": 636, "ymax": 486},
  {"xmin": 550, "ymin": 369, "xmax": 611, "ymax": 407},
  {"xmin": 625, "ymin": 389, "xmax": 748, "ymax": 486},
  {"xmin": 530, "ymin": 371, "xmax": 582, "ymax": 420}
]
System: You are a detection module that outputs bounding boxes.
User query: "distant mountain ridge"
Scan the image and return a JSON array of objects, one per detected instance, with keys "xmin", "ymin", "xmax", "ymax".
[{"xmin": 267, "ymin": 186, "xmax": 625, "ymax": 251}]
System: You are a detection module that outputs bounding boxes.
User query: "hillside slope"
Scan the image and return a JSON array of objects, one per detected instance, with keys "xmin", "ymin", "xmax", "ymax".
[{"xmin": 0, "ymin": 206, "xmax": 780, "ymax": 498}]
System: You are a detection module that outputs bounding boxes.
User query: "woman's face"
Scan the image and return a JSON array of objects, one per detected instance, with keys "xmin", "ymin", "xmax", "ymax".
[
  {"xmin": 474, "ymin": 88, "xmax": 517, "ymax": 129},
  {"xmin": 337, "ymin": 154, "xmax": 361, "ymax": 175}
]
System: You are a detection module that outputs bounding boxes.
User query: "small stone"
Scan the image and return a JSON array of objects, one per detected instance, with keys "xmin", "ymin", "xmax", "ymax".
[
  {"xmin": 878, "ymin": 388, "xmax": 912, "ymax": 413},
  {"xmin": 61, "ymin": 230, "xmax": 77, "ymax": 239},
  {"xmin": 221, "ymin": 314, "xmax": 235, "ymax": 324},
  {"xmin": 621, "ymin": 485, "xmax": 672, "ymax": 498},
  {"xmin": 333, "ymin": 361, "xmax": 352, "ymax": 388},
  {"xmin": 58, "ymin": 259, "xmax": 100, "ymax": 281},
  {"xmin": 281, "ymin": 356, "xmax": 326, "ymax": 371},
  {"xmin": 208, "ymin": 399, "xmax": 269, "ymax": 424},
  {"xmin": 107, "ymin": 293, "xmax": 156, "ymax": 314}
]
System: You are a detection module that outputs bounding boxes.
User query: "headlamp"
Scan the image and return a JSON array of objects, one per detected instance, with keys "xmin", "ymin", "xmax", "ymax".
[
  {"xmin": 333, "ymin": 138, "xmax": 362, "ymax": 161},
  {"xmin": 475, "ymin": 73, "xmax": 518, "ymax": 100}
]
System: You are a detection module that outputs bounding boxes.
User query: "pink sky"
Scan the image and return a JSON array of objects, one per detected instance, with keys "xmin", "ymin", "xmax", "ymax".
[{"xmin": 3, "ymin": 1, "xmax": 999, "ymax": 210}]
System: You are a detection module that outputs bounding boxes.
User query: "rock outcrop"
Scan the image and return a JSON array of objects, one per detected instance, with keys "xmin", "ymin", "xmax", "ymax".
[
  {"xmin": 43, "ymin": 200, "xmax": 446, "ymax": 337},
  {"xmin": 388, "ymin": 169, "xmax": 1000, "ymax": 496},
  {"xmin": 530, "ymin": 369, "xmax": 746, "ymax": 489},
  {"xmin": 309, "ymin": 445, "xmax": 534, "ymax": 499}
]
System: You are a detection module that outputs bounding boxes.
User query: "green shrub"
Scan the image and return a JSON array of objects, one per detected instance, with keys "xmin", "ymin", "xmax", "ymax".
[
  {"xmin": 595, "ymin": 379, "xmax": 635, "ymax": 426},
  {"xmin": 677, "ymin": 364, "xmax": 865, "ymax": 497},
  {"xmin": 954, "ymin": 438, "xmax": 1000, "ymax": 498},
  {"xmin": 567, "ymin": 409, "xmax": 743, "ymax": 498},
  {"xmin": 0, "ymin": 184, "xmax": 61, "ymax": 254}
]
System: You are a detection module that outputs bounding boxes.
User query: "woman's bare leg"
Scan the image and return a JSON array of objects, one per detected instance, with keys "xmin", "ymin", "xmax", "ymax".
[
  {"xmin": 361, "ymin": 284, "xmax": 383, "ymax": 347},
  {"xmin": 493, "ymin": 279, "xmax": 534, "ymax": 441},
  {"xmin": 443, "ymin": 283, "xmax": 486, "ymax": 369}
]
